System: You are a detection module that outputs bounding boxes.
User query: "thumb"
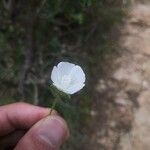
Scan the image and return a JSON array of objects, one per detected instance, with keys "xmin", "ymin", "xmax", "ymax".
[{"xmin": 14, "ymin": 116, "xmax": 69, "ymax": 150}]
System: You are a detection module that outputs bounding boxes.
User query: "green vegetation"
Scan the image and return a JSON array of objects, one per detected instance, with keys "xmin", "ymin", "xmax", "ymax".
[{"xmin": 0, "ymin": 0, "xmax": 125, "ymax": 149}]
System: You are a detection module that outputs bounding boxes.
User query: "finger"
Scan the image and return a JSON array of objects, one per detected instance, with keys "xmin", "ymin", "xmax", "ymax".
[
  {"xmin": 14, "ymin": 116, "xmax": 70, "ymax": 150},
  {"xmin": 0, "ymin": 102, "xmax": 52, "ymax": 136},
  {"xmin": 0, "ymin": 130, "xmax": 26, "ymax": 148}
]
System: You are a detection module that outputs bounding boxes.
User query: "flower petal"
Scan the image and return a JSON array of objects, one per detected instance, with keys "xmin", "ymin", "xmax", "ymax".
[
  {"xmin": 51, "ymin": 66, "xmax": 59, "ymax": 83},
  {"xmin": 70, "ymin": 65, "xmax": 85, "ymax": 83},
  {"xmin": 65, "ymin": 83, "xmax": 85, "ymax": 94},
  {"xmin": 57, "ymin": 62, "xmax": 75, "ymax": 76},
  {"xmin": 51, "ymin": 61, "xmax": 86, "ymax": 94},
  {"xmin": 53, "ymin": 82, "xmax": 63, "ymax": 91}
]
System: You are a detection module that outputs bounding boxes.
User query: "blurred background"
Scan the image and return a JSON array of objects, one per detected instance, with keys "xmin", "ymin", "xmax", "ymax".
[{"xmin": 0, "ymin": 0, "xmax": 150, "ymax": 150}]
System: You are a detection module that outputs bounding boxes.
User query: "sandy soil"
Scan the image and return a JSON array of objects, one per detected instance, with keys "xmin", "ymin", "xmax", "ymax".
[{"xmin": 81, "ymin": 1, "xmax": 150, "ymax": 150}]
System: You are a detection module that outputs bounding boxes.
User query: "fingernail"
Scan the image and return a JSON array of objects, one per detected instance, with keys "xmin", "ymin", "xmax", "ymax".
[{"xmin": 37, "ymin": 116, "xmax": 69, "ymax": 148}]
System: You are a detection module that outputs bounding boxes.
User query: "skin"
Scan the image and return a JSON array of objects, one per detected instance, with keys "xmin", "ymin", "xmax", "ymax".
[{"xmin": 0, "ymin": 102, "xmax": 69, "ymax": 150}]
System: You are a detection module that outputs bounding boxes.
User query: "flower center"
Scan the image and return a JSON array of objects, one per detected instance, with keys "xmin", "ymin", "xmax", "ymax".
[{"xmin": 61, "ymin": 75, "xmax": 71, "ymax": 88}]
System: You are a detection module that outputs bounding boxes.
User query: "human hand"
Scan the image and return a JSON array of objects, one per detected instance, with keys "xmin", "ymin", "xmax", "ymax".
[{"xmin": 0, "ymin": 102, "xmax": 69, "ymax": 150}]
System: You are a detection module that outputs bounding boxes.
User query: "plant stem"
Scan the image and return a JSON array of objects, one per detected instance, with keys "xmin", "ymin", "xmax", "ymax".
[
  {"xmin": 49, "ymin": 97, "xmax": 58, "ymax": 115},
  {"xmin": 49, "ymin": 86, "xmax": 61, "ymax": 115}
]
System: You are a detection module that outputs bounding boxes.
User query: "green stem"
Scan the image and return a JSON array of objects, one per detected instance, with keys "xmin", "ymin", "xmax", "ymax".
[
  {"xmin": 49, "ymin": 97, "xmax": 58, "ymax": 115},
  {"xmin": 49, "ymin": 86, "xmax": 61, "ymax": 115}
]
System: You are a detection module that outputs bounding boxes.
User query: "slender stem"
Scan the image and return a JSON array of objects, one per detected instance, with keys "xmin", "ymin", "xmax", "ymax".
[
  {"xmin": 49, "ymin": 97, "xmax": 58, "ymax": 115},
  {"xmin": 49, "ymin": 86, "xmax": 61, "ymax": 115}
]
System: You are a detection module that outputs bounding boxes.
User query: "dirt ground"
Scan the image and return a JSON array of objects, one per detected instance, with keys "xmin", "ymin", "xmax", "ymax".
[{"xmin": 81, "ymin": 1, "xmax": 150, "ymax": 150}]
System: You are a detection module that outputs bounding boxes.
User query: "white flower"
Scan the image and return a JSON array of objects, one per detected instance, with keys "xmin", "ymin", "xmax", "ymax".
[{"xmin": 51, "ymin": 62, "xmax": 85, "ymax": 94}]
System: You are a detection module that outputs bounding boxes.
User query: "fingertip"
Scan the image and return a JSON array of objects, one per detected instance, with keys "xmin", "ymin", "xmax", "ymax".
[
  {"xmin": 35, "ymin": 115, "xmax": 70, "ymax": 144},
  {"xmin": 46, "ymin": 115, "xmax": 70, "ymax": 141},
  {"xmin": 15, "ymin": 115, "xmax": 70, "ymax": 150}
]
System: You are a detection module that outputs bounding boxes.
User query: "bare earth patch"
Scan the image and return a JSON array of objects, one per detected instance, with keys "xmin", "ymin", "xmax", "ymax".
[{"xmin": 82, "ymin": 1, "xmax": 150, "ymax": 150}]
